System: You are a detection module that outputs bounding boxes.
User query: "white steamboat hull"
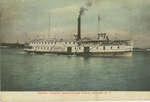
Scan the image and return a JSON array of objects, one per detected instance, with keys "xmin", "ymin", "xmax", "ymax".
[{"xmin": 24, "ymin": 49, "xmax": 132, "ymax": 56}]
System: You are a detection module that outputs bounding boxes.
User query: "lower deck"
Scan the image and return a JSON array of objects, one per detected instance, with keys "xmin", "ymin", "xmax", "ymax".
[{"xmin": 24, "ymin": 50, "xmax": 132, "ymax": 56}]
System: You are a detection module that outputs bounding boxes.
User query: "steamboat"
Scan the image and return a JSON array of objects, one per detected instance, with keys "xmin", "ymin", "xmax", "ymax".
[{"xmin": 24, "ymin": 12, "xmax": 133, "ymax": 56}]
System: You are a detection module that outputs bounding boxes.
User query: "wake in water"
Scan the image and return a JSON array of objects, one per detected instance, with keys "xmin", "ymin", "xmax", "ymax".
[{"xmin": 17, "ymin": 51, "xmax": 26, "ymax": 55}]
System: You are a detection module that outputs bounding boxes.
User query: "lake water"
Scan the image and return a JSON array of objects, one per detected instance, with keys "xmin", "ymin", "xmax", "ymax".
[{"xmin": 0, "ymin": 48, "xmax": 150, "ymax": 91}]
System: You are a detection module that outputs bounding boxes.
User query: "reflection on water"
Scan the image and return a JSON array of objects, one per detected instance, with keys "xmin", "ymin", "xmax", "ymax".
[{"xmin": 1, "ymin": 48, "xmax": 150, "ymax": 91}]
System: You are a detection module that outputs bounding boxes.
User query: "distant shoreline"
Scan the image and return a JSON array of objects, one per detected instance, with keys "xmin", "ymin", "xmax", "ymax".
[
  {"xmin": 0, "ymin": 43, "xmax": 24, "ymax": 48},
  {"xmin": 133, "ymin": 48, "xmax": 150, "ymax": 52}
]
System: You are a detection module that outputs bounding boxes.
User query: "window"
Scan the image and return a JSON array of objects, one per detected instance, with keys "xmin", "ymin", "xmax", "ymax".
[
  {"xmin": 96, "ymin": 47, "xmax": 98, "ymax": 50},
  {"xmin": 111, "ymin": 46, "xmax": 112, "ymax": 49},
  {"xmin": 103, "ymin": 46, "xmax": 105, "ymax": 50},
  {"xmin": 118, "ymin": 46, "xmax": 120, "ymax": 49}
]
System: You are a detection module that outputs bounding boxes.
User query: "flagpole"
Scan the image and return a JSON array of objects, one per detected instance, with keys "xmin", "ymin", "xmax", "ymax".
[
  {"xmin": 48, "ymin": 15, "xmax": 51, "ymax": 39},
  {"xmin": 98, "ymin": 14, "xmax": 100, "ymax": 34}
]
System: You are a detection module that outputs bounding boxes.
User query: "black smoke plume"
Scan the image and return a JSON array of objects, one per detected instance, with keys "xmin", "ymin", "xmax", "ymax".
[{"xmin": 79, "ymin": 7, "xmax": 88, "ymax": 16}]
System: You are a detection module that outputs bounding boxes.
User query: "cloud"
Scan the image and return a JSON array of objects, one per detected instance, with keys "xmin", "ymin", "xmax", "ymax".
[{"xmin": 49, "ymin": 5, "xmax": 80, "ymax": 14}]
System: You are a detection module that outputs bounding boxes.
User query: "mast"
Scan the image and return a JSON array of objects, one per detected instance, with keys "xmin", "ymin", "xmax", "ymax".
[
  {"xmin": 77, "ymin": 15, "xmax": 81, "ymax": 40},
  {"xmin": 97, "ymin": 14, "xmax": 101, "ymax": 34},
  {"xmin": 97, "ymin": 14, "xmax": 101, "ymax": 39},
  {"xmin": 48, "ymin": 15, "xmax": 51, "ymax": 39}
]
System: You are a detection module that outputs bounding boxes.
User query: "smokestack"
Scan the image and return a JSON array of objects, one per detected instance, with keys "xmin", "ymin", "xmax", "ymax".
[
  {"xmin": 77, "ymin": 15, "xmax": 81, "ymax": 40},
  {"xmin": 77, "ymin": 7, "xmax": 87, "ymax": 40}
]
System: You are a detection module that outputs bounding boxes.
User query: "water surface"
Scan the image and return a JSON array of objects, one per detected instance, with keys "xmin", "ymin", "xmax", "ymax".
[{"xmin": 1, "ymin": 48, "xmax": 150, "ymax": 91}]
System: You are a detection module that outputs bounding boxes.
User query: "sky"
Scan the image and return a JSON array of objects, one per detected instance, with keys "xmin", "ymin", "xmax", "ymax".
[{"xmin": 0, "ymin": 0, "xmax": 150, "ymax": 48}]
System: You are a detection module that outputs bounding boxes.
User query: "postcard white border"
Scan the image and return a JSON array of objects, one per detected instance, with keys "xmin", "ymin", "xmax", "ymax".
[{"xmin": 1, "ymin": 91, "xmax": 150, "ymax": 102}]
